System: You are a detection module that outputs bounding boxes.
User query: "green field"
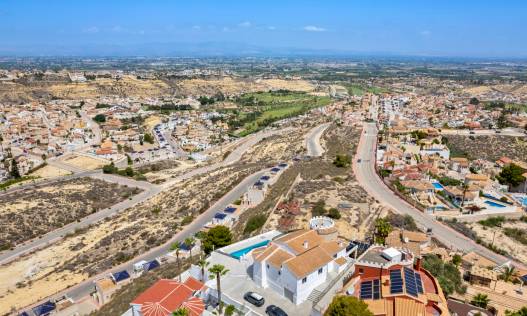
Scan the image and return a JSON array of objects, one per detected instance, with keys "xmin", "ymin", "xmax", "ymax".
[
  {"xmin": 233, "ymin": 90, "xmax": 331, "ymax": 136},
  {"xmin": 344, "ymin": 84, "xmax": 389, "ymax": 96}
]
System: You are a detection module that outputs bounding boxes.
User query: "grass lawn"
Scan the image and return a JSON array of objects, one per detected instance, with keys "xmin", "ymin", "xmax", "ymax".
[
  {"xmin": 0, "ymin": 176, "xmax": 39, "ymax": 190},
  {"xmin": 234, "ymin": 91, "xmax": 330, "ymax": 136},
  {"xmin": 344, "ymin": 84, "xmax": 389, "ymax": 96}
]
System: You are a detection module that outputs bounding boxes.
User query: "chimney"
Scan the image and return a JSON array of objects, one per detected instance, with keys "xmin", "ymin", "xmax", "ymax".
[
  {"xmin": 303, "ymin": 240, "xmax": 309, "ymax": 249},
  {"xmin": 415, "ymin": 257, "xmax": 422, "ymax": 271}
]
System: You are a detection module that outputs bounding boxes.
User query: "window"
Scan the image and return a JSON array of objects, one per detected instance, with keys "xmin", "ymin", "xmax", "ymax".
[
  {"xmin": 359, "ymin": 268, "xmax": 364, "ymax": 275},
  {"xmin": 278, "ymin": 270, "xmax": 281, "ymax": 275},
  {"xmin": 318, "ymin": 268, "xmax": 323, "ymax": 274},
  {"xmin": 302, "ymin": 277, "xmax": 307, "ymax": 284}
]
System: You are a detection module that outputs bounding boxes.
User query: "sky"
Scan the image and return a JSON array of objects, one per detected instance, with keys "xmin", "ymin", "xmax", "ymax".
[{"xmin": 1, "ymin": 0, "xmax": 526, "ymax": 58}]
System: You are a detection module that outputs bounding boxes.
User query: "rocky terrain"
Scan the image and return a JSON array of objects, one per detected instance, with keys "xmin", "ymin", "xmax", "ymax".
[{"xmin": 445, "ymin": 135, "xmax": 527, "ymax": 162}]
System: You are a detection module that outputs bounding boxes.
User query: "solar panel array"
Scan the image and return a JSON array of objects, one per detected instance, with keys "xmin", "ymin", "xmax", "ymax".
[
  {"xmin": 404, "ymin": 267, "xmax": 419, "ymax": 297},
  {"xmin": 415, "ymin": 272, "xmax": 424, "ymax": 294},
  {"xmin": 390, "ymin": 269, "xmax": 403, "ymax": 294},
  {"xmin": 360, "ymin": 279, "xmax": 381, "ymax": 300}
]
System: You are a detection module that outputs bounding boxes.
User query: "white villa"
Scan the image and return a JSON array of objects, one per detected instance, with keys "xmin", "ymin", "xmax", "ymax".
[{"xmin": 251, "ymin": 229, "xmax": 348, "ymax": 305}]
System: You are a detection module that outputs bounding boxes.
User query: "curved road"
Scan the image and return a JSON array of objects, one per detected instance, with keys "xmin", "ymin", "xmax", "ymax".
[
  {"xmin": 306, "ymin": 123, "xmax": 330, "ymax": 157},
  {"xmin": 0, "ymin": 128, "xmax": 285, "ymax": 266},
  {"xmin": 353, "ymin": 121, "xmax": 521, "ymax": 266}
]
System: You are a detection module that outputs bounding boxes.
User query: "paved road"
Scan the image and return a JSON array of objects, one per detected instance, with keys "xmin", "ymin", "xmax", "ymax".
[
  {"xmin": 63, "ymin": 169, "xmax": 266, "ymax": 302},
  {"xmin": 353, "ymin": 121, "xmax": 522, "ymax": 266},
  {"xmin": 306, "ymin": 123, "xmax": 330, "ymax": 157},
  {"xmin": 440, "ymin": 128, "xmax": 526, "ymax": 137}
]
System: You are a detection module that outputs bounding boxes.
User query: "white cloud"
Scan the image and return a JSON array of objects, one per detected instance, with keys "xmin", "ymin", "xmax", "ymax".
[
  {"xmin": 222, "ymin": 26, "xmax": 230, "ymax": 32},
  {"xmin": 267, "ymin": 26, "xmax": 277, "ymax": 30},
  {"xmin": 420, "ymin": 30, "xmax": 431, "ymax": 36},
  {"xmin": 238, "ymin": 21, "xmax": 252, "ymax": 28},
  {"xmin": 192, "ymin": 25, "xmax": 201, "ymax": 31},
  {"xmin": 82, "ymin": 26, "xmax": 99, "ymax": 34},
  {"xmin": 303, "ymin": 25, "xmax": 326, "ymax": 32}
]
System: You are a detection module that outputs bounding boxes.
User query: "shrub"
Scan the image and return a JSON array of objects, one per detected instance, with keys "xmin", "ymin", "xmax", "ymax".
[
  {"xmin": 333, "ymin": 154, "xmax": 351, "ymax": 168},
  {"xmin": 327, "ymin": 208, "xmax": 341, "ymax": 219},
  {"xmin": 244, "ymin": 214, "xmax": 267, "ymax": 234},
  {"xmin": 478, "ymin": 216, "xmax": 506, "ymax": 227}
]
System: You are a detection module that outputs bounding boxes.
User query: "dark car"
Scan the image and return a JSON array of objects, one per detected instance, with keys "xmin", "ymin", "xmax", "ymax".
[
  {"xmin": 469, "ymin": 131, "xmax": 475, "ymax": 134},
  {"xmin": 266, "ymin": 305, "xmax": 288, "ymax": 316},
  {"xmin": 244, "ymin": 292, "xmax": 265, "ymax": 307},
  {"xmin": 495, "ymin": 130, "xmax": 501, "ymax": 133}
]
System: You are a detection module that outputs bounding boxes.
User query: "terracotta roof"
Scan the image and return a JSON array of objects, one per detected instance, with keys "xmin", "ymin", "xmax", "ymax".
[
  {"xmin": 131, "ymin": 278, "xmax": 205, "ymax": 316},
  {"xmin": 284, "ymin": 246, "xmax": 332, "ymax": 278},
  {"xmin": 253, "ymin": 244, "xmax": 279, "ymax": 262},
  {"xmin": 267, "ymin": 248, "xmax": 294, "ymax": 269},
  {"xmin": 462, "ymin": 251, "xmax": 498, "ymax": 268},
  {"xmin": 275, "ymin": 229, "xmax": 324, "ymax": 255},
  {"xmin": 394, "ymin": 297, "xmax": 426, "ymax": 316},
  {"xmin": 318, "ymin": 240, "xmax": 346, "ymax": 256},
  {"xmin": 470, "ymin": 265, "xmax": 498, "ymax": 280},
  {"xmin": 402, "ymin": 230, "xmax": 429, "ymax": 243},
  {"xmin": 464, "ymin": 173, "xmax": 489, "ymax": 181},
  {"xmin": 334, "ymin": 257, "xmax": 347, "ymax": 266}
]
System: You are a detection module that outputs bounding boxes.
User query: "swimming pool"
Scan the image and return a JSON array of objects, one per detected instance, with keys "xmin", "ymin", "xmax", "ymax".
[
  {"xmin": 484, "ymin": 200, "xmax": 506, "ymax": 208},
  {"xmin": 229, "ymin": 240, "xmax": 270, "ymax": 259},
  {"xmin": 432, "ymin": 182, "xmax": 444, "ymax": 190}
]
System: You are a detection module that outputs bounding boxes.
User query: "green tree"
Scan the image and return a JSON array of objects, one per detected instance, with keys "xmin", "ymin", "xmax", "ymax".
[
  {"xmin": 224, "ymin": 305, "xmax": 236, "ymax": 316},
  {"xmin": 197, "ymin": 258, "xmax": 209, "ymax": 282},
  {"xmin": 374, "ymin": 218, "xmax": 392, "ymax": 244},
  {"xmin": 333, "ymin": 154, "xmax": 351, "ymax": 168},
  {"xmin": 184, "ymin": 237, "xmax": 196, "ymax": 259},
  {"xmin": 312, "ymin": 199, "xmax": 327, "ymax": 216},
  {"xmin": 497, "ymin": 163, "xmax": 526, "ymax": 189},
  {"xmin": 170, "ymin": 242, "xmax": 182, "ymax": 282},
  {"xmin": 506, "ymin": 306, "xmax": 527, "ymax": 316},
  {"xmin": 471, "ymin": 293, "xmax": 490, "ymax": 309},
  {"xmin": 209, "ymin": 264, "xmax": 229, "ymax": 314},
  {"xmin": 203, "ymin": 225, "xmax": 233, "ymax": 255},
  {"xmin": 10, "ymin": 158, "xmax": 21, "ymax": 179},
  {"xmin": 143, "ymin": 133, "xmax": 154, "ymax": 144},
  {"xmin": 324, "ymin": 296, "xmax": 373, "ymax": 316},
  {"xmin": 93, "ymin": 114, "xmax": 106, "ymax": 123},
  {"xmin": 469, "ymin": 97, "xmax": 480, "ymax": 105},
  {"xmin": 501, "ymin": 266, "xmax": 516, "ymax": 283},
  {"xmin": 451, "ymin": 254, "xmax": 462, "ymax": 267},
  {"xmin": 328, "ymin": 208, "xmax": 341, "ymax": 219},
  {"xmin": 423, "ymin": 254, "xmax": 465, "ymax": 296},
  {"xmin": 172, "ymin": 308, "xmax": 189, "ymax": 316}
]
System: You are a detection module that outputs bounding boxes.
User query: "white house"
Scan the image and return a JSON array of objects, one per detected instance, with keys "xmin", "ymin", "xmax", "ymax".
[{"xmin": 251, "ymin": 229, "xmax": 348, "ymax": 305}]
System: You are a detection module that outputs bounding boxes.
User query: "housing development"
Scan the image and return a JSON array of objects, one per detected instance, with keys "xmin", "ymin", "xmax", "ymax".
[{"xmin": 2, "ymin": 2, "xmax": 527, "ymax": 316}]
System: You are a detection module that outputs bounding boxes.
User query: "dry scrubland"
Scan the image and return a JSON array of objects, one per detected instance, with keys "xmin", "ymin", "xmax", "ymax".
[
  {"xmin": 234, "ymin": 123, "xmax": 375, "ymax": 240},
  {"xmin": 0, "ymin": 177, "xmax": 141, "ymax": 250},
  {"xmin": 468, "ymin": 221, "xmax": 527, "ymax": 263},
  {"xmin": 463, "ymin": 83, "xmax": 527, "ymax": 97},
  {"xmin": 445, "ymin": 135, "xmax": 527, "ymax": 162},
  {"xmin": 0, "ymin": 160, "xmax": 261, "ymax": 314},
  {"xmin": 174, "ymin": 78, "xmax": 315, "ymax": 96},
  {"xmin": 0, "ymin": 76, "xmax": 315, "ymax": 103}
]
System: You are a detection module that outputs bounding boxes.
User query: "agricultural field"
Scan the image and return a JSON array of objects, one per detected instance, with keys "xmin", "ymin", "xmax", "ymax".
[
  {"xmin": 344, "ymin": 84, "xmax": 389, "ymax": 96},
  {"xmin": 0, "ymin": 177, "xmax": 141, "ymax": 250}
]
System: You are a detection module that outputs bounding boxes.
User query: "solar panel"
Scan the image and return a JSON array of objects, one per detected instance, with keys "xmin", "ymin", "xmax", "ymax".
[
  {"xmin": 373, "ymin": 279, "xmax": 381, "ymax": 299},
  {"xmin": 415, "ymin": 273, "xmax": 424, "ymax": 294},
  {"xmin": 360, "ymin": 281, "xmax": 373, "ymax": 300},
  {"xmin": 404, "ymin": 267, "xmax": 418, "ymax": 297},
  {"xmin": 390, "ymin": 269, "xmax": 404, "ymax": 294}
]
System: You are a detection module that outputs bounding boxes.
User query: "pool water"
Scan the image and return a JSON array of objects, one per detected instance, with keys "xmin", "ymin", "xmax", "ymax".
[
  {"xmin": 229, "ymin": 240, "xmax": 270, "ymax": 259},
  {"xmin": 484, "ymin": 200, "xmax": 506, "ymax": 208},
  {"xmin": 432, "ymin": 182, "xmax": 444, "ymax": 190}
]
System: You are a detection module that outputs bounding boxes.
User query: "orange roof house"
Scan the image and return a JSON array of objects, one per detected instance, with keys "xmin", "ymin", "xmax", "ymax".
[{"xmin": 130, "ymin": 277, "xmax": 206, "ymax": 316}]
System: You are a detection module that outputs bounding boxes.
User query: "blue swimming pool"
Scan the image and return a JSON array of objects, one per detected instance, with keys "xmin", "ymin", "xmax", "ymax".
[
  {"xmin": 484, "ymin": 200, "xmax": 506, "ymax": 208},
  {"xmin": 432, "ymin": 182, "xmax": 444, "ymax": 190},
  {"xmin": 229, "ymin": 240, "xmax": 270, "ymax": 259}
]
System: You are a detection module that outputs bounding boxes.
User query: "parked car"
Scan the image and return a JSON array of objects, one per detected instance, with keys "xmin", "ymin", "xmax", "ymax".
[
  {"xmin": 244, "ymin": 292, "xmax": 265, "ymax": 307},
  {"xmin": 469, "ymin": 131, "xmax": 475, "ymax": 134},
  {"xmin": 266, "ymin": 305, "xmax": 288, "ymax": 316},
  {"xmin": 495, "ymin": 130, "xmax": 501, "ymax": 133}
]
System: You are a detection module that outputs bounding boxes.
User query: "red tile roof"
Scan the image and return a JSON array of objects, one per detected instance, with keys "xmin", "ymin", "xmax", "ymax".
[{"xmin": 131, "ymin": 278, "xmax": 205, "ymax": 316}]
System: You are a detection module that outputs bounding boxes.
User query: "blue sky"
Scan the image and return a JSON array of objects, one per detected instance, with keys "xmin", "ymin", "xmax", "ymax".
[{"xmin": 1, "ymin": 0, "xmax": 526, "ymax": 57}]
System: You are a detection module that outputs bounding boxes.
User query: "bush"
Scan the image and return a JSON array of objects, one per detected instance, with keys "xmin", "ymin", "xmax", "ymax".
[
  {"xmin": 93, "ymin": 114, "xmax": 106, "ymax": 123},
  {"xmin": 423, "ymin": 254, "xmax": 464, "ymax": 296},
  {"xmin": 327, "ymin": 208, "xmax": 341, "ymax": 219},
  {"xmin": 386, "ymin": 213, "xmax": 418, "ymax": 231},
  {"xmin": 312, "ymin": 200, "xmax": 327, "ymax": 216},
  {"xmin": 478, "ymin": 216, "xmax": 506, "ymax": 227},
  {"xmin": 181, "ymin": 215, "xmax": 194, "ymax": 226},
  {"xmin": 244, "ymin": 214, "xmax": 267, "ymax": 234},
  {"xmin": 333, "ymin": 154, "xmax": 351, "ymax": 168},
  {"xmin": 203, "ymin": 225, "xmax": 232, "ymax": 255},
  {"xmin": 503, "ymin": 228, "xmax": 527, "ymax": 245}
]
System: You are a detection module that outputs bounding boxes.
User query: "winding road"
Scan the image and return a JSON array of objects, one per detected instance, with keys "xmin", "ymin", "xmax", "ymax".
[
  {"xmin": 353, "ymin": 104, "xmax": 522, "ymax": 267},
  {"xmin": 306, "ymin": 123, "xmax": 330, "ymax": 157}
]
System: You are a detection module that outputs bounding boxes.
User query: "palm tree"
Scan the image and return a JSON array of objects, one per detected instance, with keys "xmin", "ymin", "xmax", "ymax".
[
  {"xmin": 170, "ymin": 242, "xmax": 182, "ymax": 282},
  {"xmin": 197, "ymin": 258, "xmax": 210, "ymax": 282},
  {"xmin": 184, "ymin": 237, "xmax": 196, "ymax": 259},
  {"xmin": 505, "ymin": 306, "xmax": 527, "ymax": 316},
  {"xmin": 209, "ymin": 264, "xmax": 229, "ymax": 313},
  {"xmin": 501, "ymin": 266, "xmax": 516, "ymax": 283},
  {"xmin": 471, "ymin": 293, "xmax": 490, "ymax": 309},
  {"xmin": 461, "ymin": 183, "xmax": 469, "ymax": 208},
  {"xmin": 172, "ymin": 308, "xmax": 189, "ymax": 316}
]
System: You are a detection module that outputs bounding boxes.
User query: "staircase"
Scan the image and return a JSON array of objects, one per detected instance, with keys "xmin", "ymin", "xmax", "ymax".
[{"xmin": 307, "ymin": 288, "xmax": 324, "ymax": 302}]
